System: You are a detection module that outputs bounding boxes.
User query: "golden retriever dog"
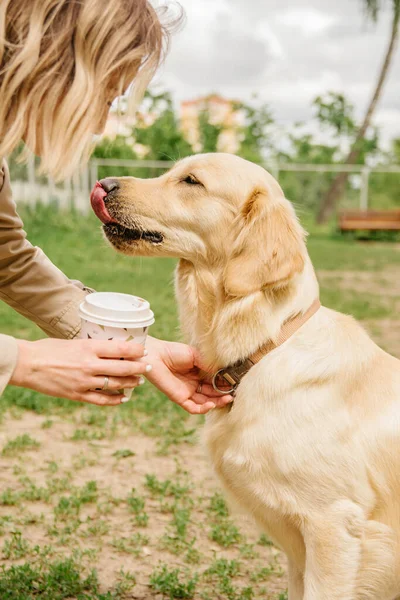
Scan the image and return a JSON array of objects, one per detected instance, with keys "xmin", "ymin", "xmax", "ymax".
[{"xmin": 91, "ymin": 153, "xmax": 400, "ymax": 600}]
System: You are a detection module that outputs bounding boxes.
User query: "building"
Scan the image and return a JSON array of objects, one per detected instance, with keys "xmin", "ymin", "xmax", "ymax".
[
  {"xmin": 102, "ymin": 111, "xmax": 135, "ymax": 140},
  {"xmin": 180, "ymin": 94, "xmax": 245, "ymax": 153},
  {"xmin": 101, "ymin": 93, "xmax": 246, "ymax": 156}
]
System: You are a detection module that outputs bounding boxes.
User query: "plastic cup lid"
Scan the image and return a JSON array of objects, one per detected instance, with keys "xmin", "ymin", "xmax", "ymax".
[{"xmin": 79, "ymin": 292, "xmax": 155, "ymax": 328}]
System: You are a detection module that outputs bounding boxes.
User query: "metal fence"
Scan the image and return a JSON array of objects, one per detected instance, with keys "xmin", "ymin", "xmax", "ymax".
[{"xmin": 8, "ymin": 155, "xmax": 400, "ymax": 215}]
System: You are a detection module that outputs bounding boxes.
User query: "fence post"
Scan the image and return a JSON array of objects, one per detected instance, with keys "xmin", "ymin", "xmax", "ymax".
[
  {"xmin": 90, "ymin": 161, "xmax": 98, "ymax": 190},
  {"xmin": 360, "ymin": 167, "xmax": 370, "ymax": 211},
  {"xmin": 64, "ymin": 177, "xmax": 72, "ymax": 209},
  {"xmin": 27, "ymin": 153, "xmax": 35, "ymax": 187},
  {"xmin": 48, "ymin": 177, "xmax": 57, "ymax": 204},
  {"xmin": 268, "ymin": 161, "xmax": 280, "ymax": 181},
  {"xmin": 82, "ymin": 167, "xmax": 90, "ymax": 205}
]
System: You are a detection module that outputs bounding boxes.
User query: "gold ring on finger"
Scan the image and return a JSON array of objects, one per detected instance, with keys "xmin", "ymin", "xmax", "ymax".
[{"xmin": 102, "ymin": 376, "xmax": 109, "ymax": 392}]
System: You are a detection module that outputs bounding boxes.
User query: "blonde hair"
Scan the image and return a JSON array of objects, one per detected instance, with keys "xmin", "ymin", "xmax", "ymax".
[{"xmin": 0, "ymin": 0, "xmax": 175, "ymax": 179}]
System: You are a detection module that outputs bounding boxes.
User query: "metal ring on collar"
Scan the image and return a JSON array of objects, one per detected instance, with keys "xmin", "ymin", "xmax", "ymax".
[{"xmin": 212, "ymin": 369, "xmax": 237, "ymax": 394}]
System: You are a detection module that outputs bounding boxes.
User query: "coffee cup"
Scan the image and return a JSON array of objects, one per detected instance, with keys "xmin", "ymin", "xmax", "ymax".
[{"xmin": 79, "ymin": 292, "xmax": 155, "ymax": 400}]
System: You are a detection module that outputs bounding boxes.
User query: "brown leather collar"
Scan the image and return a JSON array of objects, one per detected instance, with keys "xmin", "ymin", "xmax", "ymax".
[{"xmin": 212, "ymin": 298, "xmax": 321, "ymax": 394}]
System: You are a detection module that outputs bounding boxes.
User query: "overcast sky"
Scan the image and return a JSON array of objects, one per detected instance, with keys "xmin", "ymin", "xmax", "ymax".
[{"xmin": 153, "ymin": 0, "xmax": 400, "ymax": 144}]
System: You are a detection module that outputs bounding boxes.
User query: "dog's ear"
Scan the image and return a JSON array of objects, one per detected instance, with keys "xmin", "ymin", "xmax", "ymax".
[{"xmin": 223, "ymin": 188, "xmax": 306, "ymax": 297}]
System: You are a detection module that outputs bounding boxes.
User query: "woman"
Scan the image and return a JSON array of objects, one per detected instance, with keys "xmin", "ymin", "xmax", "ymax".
[{"xmin": 0, "ymin": 0, "xmax": 232, "ymax": 414}]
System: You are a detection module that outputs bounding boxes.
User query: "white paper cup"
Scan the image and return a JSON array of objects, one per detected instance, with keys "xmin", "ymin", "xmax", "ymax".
[{"xmin": 79, "ymin": 292, "xmax": 155, "ymax": 400}]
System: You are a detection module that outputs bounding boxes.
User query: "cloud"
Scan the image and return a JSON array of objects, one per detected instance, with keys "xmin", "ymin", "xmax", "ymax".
[
  {"xmin": 157, "ymin": 0, "xmax": 400, "ymax": 142},
  {"xmin": 276, "ymin": 7, "xmax": 338, "ymax": 34},
  {"xmin": 164, "ymin": 12, "xmax": 270, "ymax": 88}
]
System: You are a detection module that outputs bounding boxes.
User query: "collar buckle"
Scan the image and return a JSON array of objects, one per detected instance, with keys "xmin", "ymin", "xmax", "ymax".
[
  {"xmin": 212, "ymin": 359, "xmax": 255, "ymax": 394},
  {"xmin": 212, "ymin": 369, "xmax": 238, "ymax": 394}
]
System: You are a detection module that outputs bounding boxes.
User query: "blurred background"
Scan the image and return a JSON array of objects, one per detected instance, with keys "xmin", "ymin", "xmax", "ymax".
[
  {"xmin": 8, "ymin": 0, "xmax": 400, "ymax": 222},
  {"xmin": 2, "ymin": 2, "xmax": 400, "ymax": 600}
]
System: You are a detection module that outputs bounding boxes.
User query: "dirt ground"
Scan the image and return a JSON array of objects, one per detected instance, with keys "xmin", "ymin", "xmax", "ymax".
[{"xmin": 0, "ymin": 410, "xmax": 287, "ymax": 599}]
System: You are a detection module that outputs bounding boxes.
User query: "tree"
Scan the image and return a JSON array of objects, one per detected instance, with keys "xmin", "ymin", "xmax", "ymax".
[
  {"xmin": 392, "ymin": 137, "xmax": 400, "ymax": 162},
  {"xmin": 198, "ymin": 110, "xmax": 223, "ymax": 153},
  {"xmin": 133, "ymin": 91, "xmax": 193, "ymax": 162},
  {"xmin": 313, "ymin": 92, "xmax": 357, "ymax": 138},
  {"xmin": 312, "ymin": 92, "xmax": 379, "ymax": 165},
  {"xmin": 317, "ymin": 0, "xmax": 400, "ymax": 223},
  {"xmin": 275, "ymin": 93, "xmax": 380, "ymax": 213},
  {"xmin": 235, "ymin": 100, "xmax": 274, "ymax": 163}
]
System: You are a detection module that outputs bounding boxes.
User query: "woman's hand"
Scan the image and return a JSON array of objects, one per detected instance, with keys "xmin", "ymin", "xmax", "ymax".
[
  {"xmin": 10, "ymin": 338, "xmax": 149, "ymax": 406},
  {"xmin": 144, "ymin": 337, "xmax": 234, "ymax": 415}
]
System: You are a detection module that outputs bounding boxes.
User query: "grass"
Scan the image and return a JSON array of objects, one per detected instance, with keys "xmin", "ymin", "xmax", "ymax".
[
  {"xmin": 209, "ymin": 492, "xmax": 229, "ymax": 518},
  {"xmin": 2, "ymin": 531, "xmax": 31, "ymax": 560},
  {"xmin": 203, "ymin": 558, "xmax": 254, "ymax": 600},
  {"xmin": 209, "ymin": 520, "xmax": 242, "ymax": 548},
  {"xmin": 111, "ymin": 533, "xmax": 150, "ymax": 556},
  {"xmin": 126, "ymin": 488, "xmax": 149, "ymax": 527},
  {"xmin": 2, "ymin": 434, "xmax": 40, "ymax": 456},
  {"xmin": 308, "ymin": 233, "xmax": 400, "ymax": 272},
  {"xmin": 319, "ymin": 287, "xmax": 393, "ymax": 320},
  {"xmin": 0, "ymin": 489, "xmax": 21, "ymax": 506},
  {"xmin": 0, "ymin": 204, "xmax": 398, "ymax": 598},
  {"xmin": 0, "ymin": 557, "xmax": 127, "ymax": 600},
  {"xmin": 54, "ymin": 481, "xmax": 98, "ymax": 522},
  {"xmin": 112, "ymin": 449, "xmax": 135, "ymax": 459},
  {"xmin": 150, "ymin": 564, "xmax": 198, "ymax": 599}
]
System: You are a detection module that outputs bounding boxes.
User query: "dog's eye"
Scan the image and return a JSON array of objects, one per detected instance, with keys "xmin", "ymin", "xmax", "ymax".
[{"xmin": 182, "ymin": 174, "xmax": 201, "ymax": 186}]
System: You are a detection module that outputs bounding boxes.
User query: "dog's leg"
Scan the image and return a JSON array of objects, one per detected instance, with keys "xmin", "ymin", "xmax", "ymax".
[
  {"xmin": 288, "ymin": 560, "xmax": 304, "ymax": 600},
  {"xmin": 355, "ymin": 519, "xmax": 398, "ymax": 600},
  {"xmin": 302, "ymin": 500, "xmax": 365, "ymax": 600}
]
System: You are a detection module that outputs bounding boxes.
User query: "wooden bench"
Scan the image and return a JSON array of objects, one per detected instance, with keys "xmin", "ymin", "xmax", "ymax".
[{"xmin": 339, "ymin": 210, "xmax": 400, "ymax": 232}]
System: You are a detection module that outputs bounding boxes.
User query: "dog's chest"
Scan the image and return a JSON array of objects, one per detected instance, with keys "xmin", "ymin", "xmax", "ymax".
[
  {"xmin": 203, "ymin": 380, "xmax": 359, "ymax": 520},
  {"xmin": 204, "ymin": 406, "xmax": 299, "ymax": 515},
  {"xmin": 203, "ymin": 406, "xmax": 310, "ymax": 558}
]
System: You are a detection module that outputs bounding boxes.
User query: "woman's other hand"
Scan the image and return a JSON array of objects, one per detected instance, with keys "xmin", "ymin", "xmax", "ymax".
[{"xmin": 10, "ymin": 338, "xmax": 150, "ymax": 406}]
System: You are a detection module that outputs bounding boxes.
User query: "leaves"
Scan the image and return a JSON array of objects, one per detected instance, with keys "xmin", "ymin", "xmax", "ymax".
[
  {"xmin": 313, "ymin": 92, "xmax": 356, "ymax": 137},
  {"xmin": 363, "ymin": 0, "xmax": 383, "ymax": 21},
  {"xmin": 362, "ymin": 0, "xmax": 400, "ymax": 23}
]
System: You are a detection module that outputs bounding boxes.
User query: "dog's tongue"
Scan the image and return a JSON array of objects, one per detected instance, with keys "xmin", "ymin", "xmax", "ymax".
[{"xmin": 90, "ymin": 182, "xmax": 116, "ymax": 224}]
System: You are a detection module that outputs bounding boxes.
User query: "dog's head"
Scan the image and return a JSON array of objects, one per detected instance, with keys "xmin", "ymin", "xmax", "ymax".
[{"xmin": 91, "ymin": 153, "xmax": 306, "ymax": 297}]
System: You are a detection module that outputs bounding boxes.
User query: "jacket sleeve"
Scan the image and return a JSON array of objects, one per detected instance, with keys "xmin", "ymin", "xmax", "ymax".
[{"xmin": 0, "ymin": 159, "xmax": 91, "ymax": 393}]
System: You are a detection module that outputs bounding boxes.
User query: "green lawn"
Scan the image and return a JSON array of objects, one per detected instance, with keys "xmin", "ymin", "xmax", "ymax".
[{"xmin": 0, "ymin": 205, "xmax": 399, "ymax": 599}]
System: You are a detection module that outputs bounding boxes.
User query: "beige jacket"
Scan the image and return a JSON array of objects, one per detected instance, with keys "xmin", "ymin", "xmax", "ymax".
[{"xmin": 0, "ymin": 159, "xmax": 90, "ymax": 394}]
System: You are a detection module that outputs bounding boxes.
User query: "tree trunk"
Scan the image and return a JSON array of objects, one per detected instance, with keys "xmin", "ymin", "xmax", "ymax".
[{"xmin": 317, "ymin": 10, "xmax": 399, "ymax": 224}]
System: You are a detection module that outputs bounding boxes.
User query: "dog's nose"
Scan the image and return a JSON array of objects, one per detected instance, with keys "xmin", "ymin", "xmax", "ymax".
[{"xmin": 99, "ymin": 178, "xmax": 119, "ymax": 194}]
